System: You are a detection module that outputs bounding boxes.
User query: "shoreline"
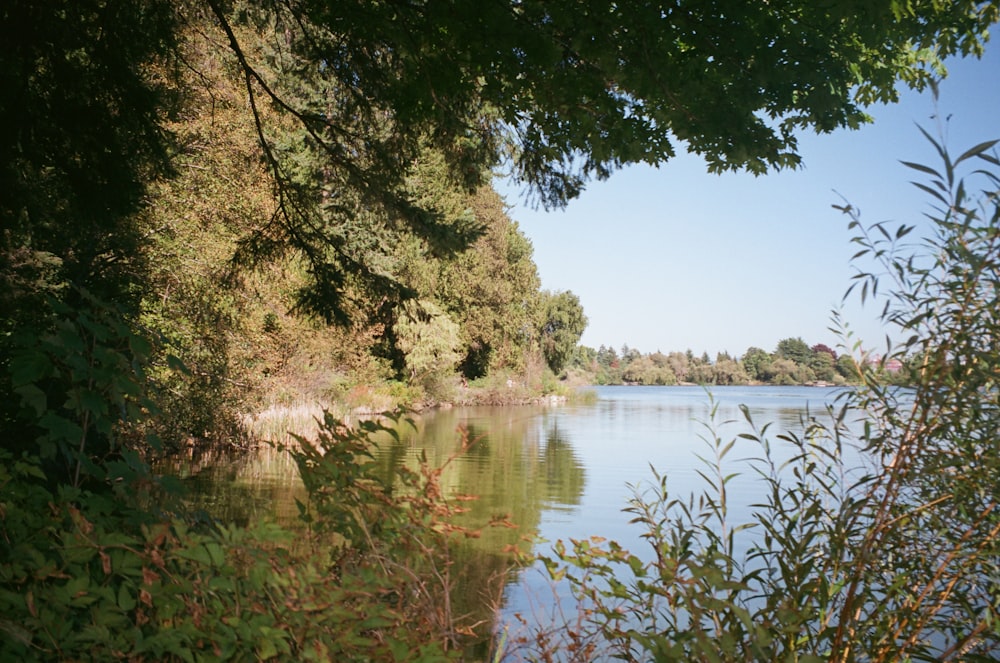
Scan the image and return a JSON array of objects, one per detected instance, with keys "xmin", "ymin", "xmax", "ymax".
[{"xmin": 239, "ymin": 379, "xmax": 851, "ymax": 445}]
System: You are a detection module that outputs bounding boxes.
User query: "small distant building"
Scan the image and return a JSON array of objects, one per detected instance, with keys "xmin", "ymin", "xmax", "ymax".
[{"xmin": 867, "ymin": 354, "xmax": 903, "ymax": 373}]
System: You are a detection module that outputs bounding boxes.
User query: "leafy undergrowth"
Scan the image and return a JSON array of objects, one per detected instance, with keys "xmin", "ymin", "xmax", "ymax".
[{"xmin": 1, "ymin": 413, "xmax": 511, "ymax": 662}]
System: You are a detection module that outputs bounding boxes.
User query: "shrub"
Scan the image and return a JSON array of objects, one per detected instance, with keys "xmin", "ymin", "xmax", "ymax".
[
  {"xmin": 0, "ymin": 411, "xmax": 494, "ymax": 661},
  {"xmin": 512, "ymin": 128, "xmax": 1000, "ymax": 661}
]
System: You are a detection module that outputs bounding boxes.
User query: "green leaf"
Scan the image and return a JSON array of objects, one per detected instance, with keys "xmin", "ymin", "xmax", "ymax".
[
  {"xmin": 52, "ymin": 326, "xmax": 85, "ymax": 355},
  {"xmin": 128, "ymin": 334, "xmax": 152, "ymax": 358},
  {"xmin": 205, "ymin": 542, "xmax": 226, "ymax": 567},
  {"xmin": 911, "ymin": 181, "xmax": 949, "ymax": 206},
  {"xmin": 39, "ymin": 412, "xmax": 84, "ymax": 444},
  {"xmin": 14, "ymin": 384, "xmax": 47, "ymax": 416},
  {"xmin": 175, "ymin": 545, "xmax": 212, "ymax": 567},
  {"xmin": 954, "ymin": 139, "xmax": 999, "ymax": 165},
  {"xmin": 9, "ymin": 350, "xmax": 53, "ymax": 386},
  {"xmin": 117, "ymin": 585, "xmax": 137, "ymax": 611},
  {"xmin": 899, "ymin": 160, "xmax": 940, "ymax": 177},
  {"xmin": 16, "ymin": 459, "xmax": 48, "ymax": 481},
  {"xmin": 78, "ymin": 388, "xmax": 108, "ymax": 417}
]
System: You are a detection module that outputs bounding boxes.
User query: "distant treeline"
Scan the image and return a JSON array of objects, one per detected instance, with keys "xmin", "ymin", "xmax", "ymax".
[{"xmin": 570, "ymin": 337, "xmax": 906, "ymax": 386}]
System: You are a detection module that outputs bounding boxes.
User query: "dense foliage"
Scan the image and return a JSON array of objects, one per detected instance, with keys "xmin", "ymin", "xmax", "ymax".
[
  {"xmin": 4, "ymin": 0, "xmax": 995, "ymax": 436},
  {"xmin": 2, "ymin": 0, "xmax": 999, "ymax": 660},
  {"xmin": 0, "ymin": 415, "xmax": 493, "ymax": 661},
  {"xmin": 574, "ymin": 338, "xmax": 869, "ymax": 386}
]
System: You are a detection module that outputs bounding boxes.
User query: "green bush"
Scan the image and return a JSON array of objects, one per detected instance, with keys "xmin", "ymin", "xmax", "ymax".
[
  {"xmin": 1, "ymin": 411, "xmax": 492, "ymax": 661},
  {"xmin": 512, "ymin": 129, "xmax": 1000, "ymax": 661},
  {"xmin": 1, "ymin": 290, "xmax": 488, "ymax": 660},
  {"xmin": 7, "ymin": 288, "xmax": 162, "ymax": 488}
]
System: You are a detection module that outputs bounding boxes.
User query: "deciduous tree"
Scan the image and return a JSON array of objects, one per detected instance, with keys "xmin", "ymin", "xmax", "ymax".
[
  {"xmin": 775, "ymin": 336, "xmax": 814, "ymax": 365},
  {"xmin": 742, "ymin": 346, "xmax": 772, "ymax": 382}
]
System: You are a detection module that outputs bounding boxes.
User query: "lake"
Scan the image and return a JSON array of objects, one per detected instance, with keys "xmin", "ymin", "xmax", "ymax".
[
  {"xmin": 169, "ymin": 385, "xmax": 852, "ymax": 653},
  {"xmin": 400, "ymin": 385, "xmax": 853, "ymax": 645}
]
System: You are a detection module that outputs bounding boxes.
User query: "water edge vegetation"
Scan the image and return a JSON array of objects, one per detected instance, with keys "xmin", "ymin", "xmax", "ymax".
[{"xmin": 2, "ymin": 2, "xmax": 999, "ymax": 660}]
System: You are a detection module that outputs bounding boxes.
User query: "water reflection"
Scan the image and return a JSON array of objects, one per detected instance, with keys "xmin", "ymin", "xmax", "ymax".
[
  {"xmin": 371, "ymin": 406, "xmax": 590, "ymax": 658},
  {"xmin": 156, "ymin": 445, "xmax": 307, "ymax": 526},
  {"xmin": 163, "ymin": 385, "xmax": 847, "ymax": 656},
  {"xmin": 375, "ymin": 405, "xmax": 588, "ymax": 557}
]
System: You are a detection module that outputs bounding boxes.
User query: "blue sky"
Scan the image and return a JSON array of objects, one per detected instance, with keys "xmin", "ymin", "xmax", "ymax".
[{"xmin": 499, "ymin": 42, "xmax": 1000, "ymax": 358}]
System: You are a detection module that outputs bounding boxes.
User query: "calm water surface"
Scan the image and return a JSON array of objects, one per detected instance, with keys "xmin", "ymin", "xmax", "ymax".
[
  {"xmin": 448, "ymin": 385, "xmax": 851, "ymax": 628},
  {"xmin": 172, "ymin": 385, "xmax": 852, "ymax": 647}
]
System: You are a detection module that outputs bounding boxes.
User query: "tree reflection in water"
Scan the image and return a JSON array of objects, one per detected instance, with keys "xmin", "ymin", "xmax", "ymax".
[{"xmin": 160, "ymin": 403, "xmax": 587, "ymax": 657}]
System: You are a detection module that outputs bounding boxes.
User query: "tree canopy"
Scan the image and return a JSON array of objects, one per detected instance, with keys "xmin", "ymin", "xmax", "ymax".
[{"xmin": 5, "ymin": 0, "xmax": 997, "ymax": 324}]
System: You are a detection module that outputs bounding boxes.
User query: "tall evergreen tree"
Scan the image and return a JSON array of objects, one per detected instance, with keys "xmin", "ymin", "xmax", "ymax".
[{"xmin": 539, "ymin": 290, "xmax": 588, "ymax": 375}]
